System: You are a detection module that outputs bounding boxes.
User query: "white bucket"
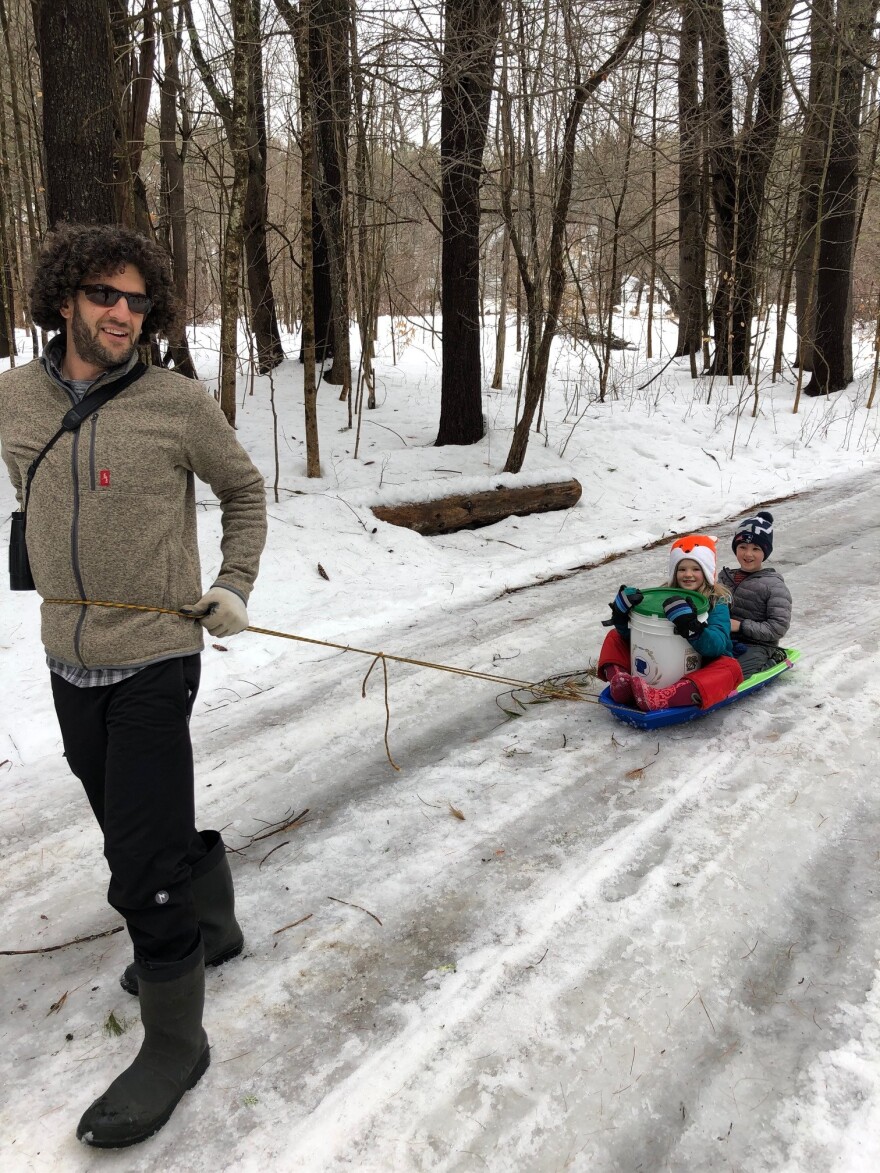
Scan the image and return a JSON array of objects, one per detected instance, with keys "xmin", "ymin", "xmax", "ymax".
[{"xmin": 630, "ymin": 609, "xmax": 706, "ymax": 688}]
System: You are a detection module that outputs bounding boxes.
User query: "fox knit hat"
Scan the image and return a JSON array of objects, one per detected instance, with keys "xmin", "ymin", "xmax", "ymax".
[
  {"xmin": 668, "ymin": 534, "xmax": 717, "ymax": 586},
  {"xmin": 732, "ymin": 510, "xmax": 774, "ymax": 559}
]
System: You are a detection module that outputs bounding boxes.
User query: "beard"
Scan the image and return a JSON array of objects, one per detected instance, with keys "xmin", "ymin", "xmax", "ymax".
[{"xmin": 71, "ymin": 302, "xmax": 138, "ymax": 370}]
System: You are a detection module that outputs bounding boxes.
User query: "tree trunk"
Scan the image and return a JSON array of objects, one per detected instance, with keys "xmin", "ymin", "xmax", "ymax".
[
  {"xmin": 492, "ymin": 227, "xmax": 510, "ymax": 389},
  {"xmin": 108, "ymin": 0, "xmax": 155, "ymax": 233},
  {"xmin": 0, "ymin": 173, "xmax": 14, "ymax": 358},
  {"xmin": 701, "ymin": 0, "xmax": 792, "ymax": 377},
  {"xmin": 186, "ymin": 0, "xmax": 284, "ymax": 372},
  {"xmin": 32, "ymin": 0, "xmax": 118, "ymax": 225},
  {"xmin": 674, "ymin": 0, "xmax": 704, "ymax": 358},
  {"xmin": 310, "ymin": 0, "xmax": 352, "ymax": 392},
  {"xmin": 0, "ymin": 0, "xmax": 20, "ymax": 359},
  {"xmin": 305, "ymin": 197, "xmax": 334, "ymax": 363},
  {"xmin": 218, "ymin": 0, "xmax": 254, "ymax": 426},
  {"xmin": 804, "ymin": 0, "xmax": 876, "ymax": 396},
  {"xmin": 372, "ymin": 479, "xmax": 583, "ymax": 536},
  {"xmin": 243, "ymin": 0, "xmax": 285, "ymax": 374},
  {"xmin": 794, "ymin": 0, "xmax": 833, "ymax": 371},
  {"xmin": 275, "ymin": 0, "xmax": 346, "ymax": 377},
  {"xmin": 294, "ymin": 0, "xmax": 321, "ymax": 476},
  {"xmin": 157, "ymin": 0, "xmax": 196, "ymax": 377},
  {"xmin": 436, "ymin": 0, "xmax": 503, "ymax": 446},
  {"xmin": 502, "ymin": 0, "xmax": 657, "ymax": 473}
]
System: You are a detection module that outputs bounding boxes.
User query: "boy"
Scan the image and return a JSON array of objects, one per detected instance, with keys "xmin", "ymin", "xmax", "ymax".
[{"xmin": 719, "ymin": 510, "xmax": 792, "ymax": 679}]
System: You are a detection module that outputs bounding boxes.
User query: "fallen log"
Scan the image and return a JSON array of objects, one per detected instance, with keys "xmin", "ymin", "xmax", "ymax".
[{"xmin": 371, "ymin": 478, "xmax": 582, "ymax": 536}]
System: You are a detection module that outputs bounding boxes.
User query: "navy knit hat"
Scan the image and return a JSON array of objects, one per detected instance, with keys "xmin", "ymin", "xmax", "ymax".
[{"xmin": 732, "ymin": 510, "xmax": 774, "ymax": 559}]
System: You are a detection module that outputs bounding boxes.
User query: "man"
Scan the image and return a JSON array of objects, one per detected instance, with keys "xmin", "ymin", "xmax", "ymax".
[{"xmin": 0, "ymin": 224, "xmax": 267, "ymax": 1147}]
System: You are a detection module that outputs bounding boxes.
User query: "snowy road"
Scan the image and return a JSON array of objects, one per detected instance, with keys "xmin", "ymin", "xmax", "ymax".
[{"xmin": 2, "ymin": 474, "xmax": 880, "ymax": 1172}]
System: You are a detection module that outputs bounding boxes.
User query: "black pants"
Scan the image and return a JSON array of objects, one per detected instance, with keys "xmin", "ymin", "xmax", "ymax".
[
  {"xmin": 733, "ymin": 643, "xmax": 786, "ymax": 680},
  {"xmin": 51, "ymin": 655, "xmax": 208, "ymax": 966}
]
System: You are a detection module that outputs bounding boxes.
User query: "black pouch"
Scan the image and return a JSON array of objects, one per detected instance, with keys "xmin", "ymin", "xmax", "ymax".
[{"xmin": 9, "ymin": 510, "xmax": 35, "ymax": 591}]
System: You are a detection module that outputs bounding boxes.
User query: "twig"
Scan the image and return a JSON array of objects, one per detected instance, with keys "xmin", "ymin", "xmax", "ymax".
[
  {"xmin": 244, "ymin": 808, "xmax": 310, "ymax": 845},
  {"xmin": 524, "ymin": 947, "xmax": 549, "ymax": 970},
  {"xmin": 259, "ymin": 841, "xmax": 290, "ymax": 869},
  {"xmin": 331, "ymin": 494, "xmax": 372, "ymax": 533},
  {"xmin": 361, "ymin": 418, "xmax": 408, "ymax": 445},
  {"xmin": 697, "ymin": 991, "xmax": 717, "ymax": 1034},
  {"xmin": 415, "ymin": 794, "xmax": 441, "ymax": 809},
  {"xmin": 328, "ymin": 896, "xmax": 383, "ymax": 926},
  {"xmin": 272, "ymin": 913, "xmax": 313, "ymax": 936},
  {"xmin": 48, "ymin": 991, "xmax": 68, "ymax": 1015},
  {"xmin": 361, "ymin": 654, "xmax": 401, "ymax": 771},
  {"xmin": 637, "ymin": 353, "xmax": 677, "ymax": 390},
  {"xmin": 1, "ymin": 925, "xmax": 124, "ymax": 956}
]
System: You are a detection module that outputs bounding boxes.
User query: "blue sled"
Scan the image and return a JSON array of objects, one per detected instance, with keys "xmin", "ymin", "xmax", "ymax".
[{"xmin": 598, "ymin": 649, "xmax": 801, "ymax": 730}]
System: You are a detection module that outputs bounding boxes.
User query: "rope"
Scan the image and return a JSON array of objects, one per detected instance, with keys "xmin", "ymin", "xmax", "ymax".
[
  {"xmin": 44, "ymin": 597, "xmax": 595, "ymax": 698},
  {"xmin": 43, "ymin": 598, "xmax": 601, "ymax": 768}
]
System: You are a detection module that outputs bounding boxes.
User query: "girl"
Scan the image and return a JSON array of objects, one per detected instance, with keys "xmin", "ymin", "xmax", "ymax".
[{"xmin": 598, "ymin": 534, "xmax": 744, "ymax": 712}]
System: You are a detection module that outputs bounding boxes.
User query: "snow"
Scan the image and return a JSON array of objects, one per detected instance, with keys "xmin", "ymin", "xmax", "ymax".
[{"xmin": 1, "ymin": 307, "xmax": 879, "ymax": 1170}]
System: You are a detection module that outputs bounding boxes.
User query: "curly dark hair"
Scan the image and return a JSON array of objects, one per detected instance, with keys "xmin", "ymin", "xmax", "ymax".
[{"xmin": 29, "ymin": 223, "xmax": 180, "ymax": 337}]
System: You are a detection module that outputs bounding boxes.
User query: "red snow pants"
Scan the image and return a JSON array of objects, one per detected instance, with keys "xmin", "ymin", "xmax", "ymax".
[{"xmin": 598, "ymin": 628, "xmax": 744, "ymax": 709}]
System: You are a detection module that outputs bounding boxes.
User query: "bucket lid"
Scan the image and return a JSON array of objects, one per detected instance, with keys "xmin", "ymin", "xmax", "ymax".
[{"xmin": 631, "ymin": 587, "xmax": 708, "ymax": 618}]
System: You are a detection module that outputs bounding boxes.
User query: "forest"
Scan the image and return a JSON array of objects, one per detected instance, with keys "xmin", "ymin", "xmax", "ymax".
[
  {"xmin": 2, "ymin": 0, "xmax": 879, "ymax": 480},
  {"xmin": 4, "ymin": 5, "xmax": 880, "ymax": 1168}
]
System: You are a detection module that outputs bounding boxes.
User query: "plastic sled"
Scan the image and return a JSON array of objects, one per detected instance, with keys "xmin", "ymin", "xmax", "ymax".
[{"xmin": 598, "ymin": 649, "xmax": 801, "ymax": 730}]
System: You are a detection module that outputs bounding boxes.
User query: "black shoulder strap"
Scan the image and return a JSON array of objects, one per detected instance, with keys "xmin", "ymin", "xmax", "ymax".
[{"xmin": 23, "ymin": 362, "xmax": 147, "ymax": 514}]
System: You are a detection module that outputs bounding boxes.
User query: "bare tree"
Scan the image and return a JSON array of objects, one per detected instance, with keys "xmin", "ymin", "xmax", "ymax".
[
  {"xmin": 0, "ymin": 165, "xmax": 14, "ymax": 358},
  {"xmin": 31, "ymin": 0, "xmax": 118, "ymax": 225},
  {"xmin": 157, "ymin": 0, "xmax": 197, "ymax": 376},
  {"xmin": 436, "ymin": 0, "xmax": 503, "ymax": 445},
  {"xmin": 803, "ymin": 0, "xmax": 878, "ymax": 396},
  {"xmin": 295, "ymin": 0, "xmax": 322, "ymax": 475},
  {"xmin": 700, "ymin": 0, "xmax": 793, "ymax": 377},
  {"xmin": 673, "ymin": 0, "xmax": 704, "ymax": 359},
  {"xmin": 500, "ymin": 0, "xmax": 657, "ymax": 474},
  {"xmin": 217, "ymin": 0, "xmax": 255, "ymax": 425},
  {"xmin": 274, "ymin": 0, "xmax": 352, "ymax": 393},
  {"xmin": 108, "ymin": 0, "xmax": 155, "ymax": 232},
  {"xmin": 185, "ymin": 0, "xmax": 285, "ymax": 372}
]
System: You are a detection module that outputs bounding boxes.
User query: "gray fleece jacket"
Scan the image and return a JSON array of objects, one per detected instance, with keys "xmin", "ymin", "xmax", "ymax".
[
  {"xmin": 718, "ymin": 565, "xmax": 792, "ymax": 646},
  {"xmin": 0, "ymin": 356, "xmax": 267, "ymax": 670}
]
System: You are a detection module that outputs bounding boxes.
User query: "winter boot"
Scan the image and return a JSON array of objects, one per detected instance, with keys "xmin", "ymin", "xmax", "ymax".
[
  {"xmin": 631, "ymin": 676, "xmax": 700, "ymax": 712},
  {"xmin": 605, "ymin": 666, "xmax": 635, "ymax": 705},
  {"xmin": 120, "ymin": 830, "xmax": 243, "ymax": 996},
  {"xmin": 77, "ymin": 945, "xmax": 210, "ymax": 1148}
]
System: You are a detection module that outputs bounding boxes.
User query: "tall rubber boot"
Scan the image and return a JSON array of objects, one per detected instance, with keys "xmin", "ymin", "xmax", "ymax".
[
  {"xmin": 120, "ymin": 830, "xmax": 243, "ymax": 995},
  {"xmin": 631, "ymin": 675, "xmax": 700, "ymax": 712},
  {"xmin": 78, "ymin": 945, "xmax": 210, "ymax": 1148}
]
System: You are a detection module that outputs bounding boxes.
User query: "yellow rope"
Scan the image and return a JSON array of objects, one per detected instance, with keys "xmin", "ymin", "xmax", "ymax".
[{"xmin": 43, "ymin": 598, "xmax": 599, "ymax": 703}]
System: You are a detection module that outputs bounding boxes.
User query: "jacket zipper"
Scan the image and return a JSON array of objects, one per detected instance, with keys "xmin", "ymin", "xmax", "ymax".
[
  {"xmin": 89, "ymin": 414, "xmax": 98, "ymax": 490},
  {"xmin": 69, "ymin": 377, "xmax": 112, "ymax": 666},
  {"xmin": 70, "ymin": 429, "xmax": 88, "ymax": 666}
]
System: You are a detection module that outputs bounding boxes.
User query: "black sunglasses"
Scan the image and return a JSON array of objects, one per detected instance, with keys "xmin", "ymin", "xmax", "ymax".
[{"xmin": 78, "ymin": 284, "xmax": 153, "ymax": 316}]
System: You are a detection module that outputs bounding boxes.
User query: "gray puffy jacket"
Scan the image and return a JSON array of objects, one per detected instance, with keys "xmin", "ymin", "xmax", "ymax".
[{"xmin": 718, "ymin": 566, "xmax": 792, "ymax": 646}]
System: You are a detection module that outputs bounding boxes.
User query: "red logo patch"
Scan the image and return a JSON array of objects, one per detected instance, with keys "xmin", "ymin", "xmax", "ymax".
[{"xmin": 99, "ymin": 469, "xmax": 111, "ymax": 487}]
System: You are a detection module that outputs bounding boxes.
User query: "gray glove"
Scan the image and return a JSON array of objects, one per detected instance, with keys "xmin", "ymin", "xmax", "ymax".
[{"xmin": 182, "ymin": 586, "xmax": 249, "ymax": 637}]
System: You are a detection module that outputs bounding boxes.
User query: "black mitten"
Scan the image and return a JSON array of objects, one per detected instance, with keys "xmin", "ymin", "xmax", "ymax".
[
  {"xmin": 603, "ymin": 586, "xmax": 644, "ymax": 628},
  {"xmin": 662, "ymin": 595, "xmax": 705, "ymax": 641}
]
